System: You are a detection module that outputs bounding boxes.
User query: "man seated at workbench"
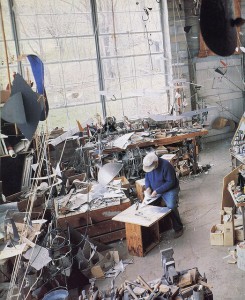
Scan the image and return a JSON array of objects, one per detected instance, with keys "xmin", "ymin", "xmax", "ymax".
[{"xmin": 143, "ymin": 152, "xmax": 184, "ymax": 238}]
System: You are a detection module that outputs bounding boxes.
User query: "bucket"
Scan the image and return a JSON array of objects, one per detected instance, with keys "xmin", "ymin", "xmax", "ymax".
[
  {"xmin": 237, "ymin": 241, "xmax": 245, "ymax": 271},
  {"xmin": 193, "ymin": 286, "xmax": 204, "ymax": 300},
  {"xmin": 43, "ymin": 289, "xmax": 68, "ymax": 300}
]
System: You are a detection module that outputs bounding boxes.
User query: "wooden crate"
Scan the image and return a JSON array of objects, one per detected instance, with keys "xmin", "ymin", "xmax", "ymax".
[
  {"xmin": 135, "ymin": 179, "xmax": 145, "ymax": 201},
  {"xmin": 210, "ymin": 224, "xmax": 224, "ymax": 246},
  {"xmin": 57, "ymin": 200, "xmax": 131, "ymax": 243}
]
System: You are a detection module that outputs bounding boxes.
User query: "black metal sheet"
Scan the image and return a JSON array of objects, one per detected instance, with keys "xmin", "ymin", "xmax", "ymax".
[
  {"xmin": 10, "ymin": 74, "xmax": 42, "ymax": 141},
  {"xmin": 1, "ymin": 92, "xmax": 26, "ymax": 124}
]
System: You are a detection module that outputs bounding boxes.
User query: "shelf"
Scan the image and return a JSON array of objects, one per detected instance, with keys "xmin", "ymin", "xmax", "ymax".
[{"xmin": 228, "ymin": 185, "xmax": 245, "ymax": 208}]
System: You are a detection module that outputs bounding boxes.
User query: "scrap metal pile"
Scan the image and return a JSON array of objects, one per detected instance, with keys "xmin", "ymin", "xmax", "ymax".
[
  {"xmin": 0, "ymin": 218, "xmax": 133, "ymax": 300},
  {"xmin": 80, "ymin": 248, "xmax": 213, "ymax": 300},
  {"xmin": 48, "ymin": 124, "xmax": 206, "ymax": 186},
  {"xmin": 0, "ymin": 75, "xmax": 210, "ymax": 300}
]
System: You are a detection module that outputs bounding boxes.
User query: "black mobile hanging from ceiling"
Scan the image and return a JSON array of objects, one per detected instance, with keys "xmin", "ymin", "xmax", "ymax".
[{"xmin": 200, "ymin": 0, "xmax": 245, "ymax": 57}]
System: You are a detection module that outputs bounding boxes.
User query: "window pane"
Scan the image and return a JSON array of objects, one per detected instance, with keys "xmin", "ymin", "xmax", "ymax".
[
  {"xmin": 12, "ymin": 0, "xmax": 100, "ymax": 127},
  {"xmin": 97, "ymin": 0, "xmax": 168, "ymax": 120},
  {"xmin": 47, "ymin": 104, "xmax": 103, "ymax": 129},
  {"xmin": 0, "ymin": 2, "xmax": 17, "ymax": 89}
]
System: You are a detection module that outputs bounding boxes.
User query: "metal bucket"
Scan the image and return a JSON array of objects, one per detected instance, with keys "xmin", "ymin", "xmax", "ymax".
[
  {"xmin": 193, "ymin": 286, "xmax": 204, "ymax": 300},
  {"xmin": 43, "ymin": 289, "xmax": 68, "ymax": 300}
]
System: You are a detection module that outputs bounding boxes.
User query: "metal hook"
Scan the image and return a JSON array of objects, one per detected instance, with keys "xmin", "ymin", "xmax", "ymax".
[
  {"xmin": 111, "ymin": 95, "xmax": 117, "ymax": 101},
  {"xmin": 148, "ymin": 39, "xmax": 153, "ymax": 46},
  {"xmin": 142, "ymin": 8, "xmax": 149, "ymax": 21}
]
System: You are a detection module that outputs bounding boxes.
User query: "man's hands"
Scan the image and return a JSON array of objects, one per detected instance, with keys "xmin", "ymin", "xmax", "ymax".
[
  {"xmin": 145, "ymin": 187, "xmax": 152, "ymax": 195},
  {"xmin": 142, "ymin": 188, "xmax": 158, "ymax": 206},
  {"xmin": 151, "ymin": 190, "xmax": 157, "ymax": 197},
  {"xmin": 145, "ymin": 187, "xmax": 157, "ymax": 198}
]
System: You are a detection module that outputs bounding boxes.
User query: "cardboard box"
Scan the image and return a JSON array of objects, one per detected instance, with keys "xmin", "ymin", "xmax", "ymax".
[
  {"xmin": 223, "ymin": 207, "xmax": 234, "ymax": 214},
  {"xmin": 224, "ymin": 221, "xmax": 235, "ymax": 246},
  {"xmin": 223, "ymin": 207, "xmax": 235, "ymax": 246},
  {"xmin": 235, "ymin": 228, "xmax": 244, "ymax": 242},
  {"xmin": 0, "ymin": 90, "xmax": 10, "ymax": 103},
  {"xmin": 80, "ymin": 250, "xmax": 119, "ymax": 279},
  {"xmin": 234, "ymin": 214, "xmax": 243, "ymax": 227},
  {"xmin": 210, "ymin": 224, "xmax": 224, "ymax": 246},
  {"xmin": 113, "ymin": 176, "xmax": 130, "ymax": 189}
]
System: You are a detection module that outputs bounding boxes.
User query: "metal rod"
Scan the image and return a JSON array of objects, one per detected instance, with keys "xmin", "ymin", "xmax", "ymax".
[
  {"xmin": 8, "ymin": 0, "xmax": 22, "ymax": 75},
  {"xmin": 0, "ymin": 0, "xmax": 11, "ymax": 90},
  {"xmin": 90, "ymin": 0, "xmax": 107, "ymax": 119},
  {"xmin": 160, "ymin": 0, "xmax": 174, "ymax": 113}
]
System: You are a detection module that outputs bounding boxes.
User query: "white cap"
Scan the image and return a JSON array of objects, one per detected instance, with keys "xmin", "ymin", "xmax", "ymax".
[{"xmin": 143, "ymin": 152, "xmax": 158, "ymax": 172}]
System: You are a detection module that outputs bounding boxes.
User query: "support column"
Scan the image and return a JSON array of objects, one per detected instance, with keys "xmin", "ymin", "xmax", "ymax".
[
  {"xmin": 90, "ymin": 0, "xmax": 107, "ymax": 119},
  {"xmin": 160, "ymin": 0, "xmax": 174, "ymax": 113},
  {"xmin": 8, "ymin": 0, "xmax": 22, "ymax": 75}
]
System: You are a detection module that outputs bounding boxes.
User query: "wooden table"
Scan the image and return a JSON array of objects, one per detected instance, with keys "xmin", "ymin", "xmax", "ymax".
[
  {"xmin": 112, "ymin": 204, "xmax": 171, "ymax": 257},
  {"xmin": 103, "ymin": 129, "xmax": 208, "ymax": 174}
]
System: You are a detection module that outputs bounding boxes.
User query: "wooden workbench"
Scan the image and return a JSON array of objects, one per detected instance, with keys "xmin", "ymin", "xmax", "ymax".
[
  {"xmin": 103, "ymin": 129, "xmax": 208, "ymax": 174},
  {"xmin": 57, "ymin": 199, "xmax": 131, "ymax": 243},
  {"xmin": 113, "ymin": 204, "xmax": 171, "ymax": 256},
  {"xmin": 103, "ymin": 129, "xmax": 208, "ymax": 152}
]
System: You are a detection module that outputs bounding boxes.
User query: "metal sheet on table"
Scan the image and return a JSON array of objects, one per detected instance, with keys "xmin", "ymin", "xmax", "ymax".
[{"xmin": 112, "ymin": 204, "xmax": 171, "ymax": 227}]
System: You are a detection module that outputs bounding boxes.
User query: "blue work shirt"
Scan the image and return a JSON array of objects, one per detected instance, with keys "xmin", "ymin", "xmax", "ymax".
[{"xmin": 145, "ymin": 158, "xmax": 179, "ymax": 194}]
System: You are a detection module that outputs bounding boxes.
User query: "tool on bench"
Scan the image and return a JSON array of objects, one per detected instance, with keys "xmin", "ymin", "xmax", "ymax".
[{"xmin": 139, "ymin": 192, "xmax": 160, "ymax": 208}]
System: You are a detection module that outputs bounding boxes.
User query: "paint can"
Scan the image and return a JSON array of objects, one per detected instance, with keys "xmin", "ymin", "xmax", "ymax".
[{"xmin": 237, "ymin": 241, "xmax": 245, "ymax": 271}]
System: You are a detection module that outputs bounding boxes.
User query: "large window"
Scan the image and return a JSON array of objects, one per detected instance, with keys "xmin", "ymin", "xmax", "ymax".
[
  {"xmin": 97, "ymin": 0, "xmax": 168, "ymax": 119},
  {"xmin": 0, "ymin": 1, "xmax": 18, "ymax": 90},
  {"xmin": 1, "ymin": 0, "xmax": 168, "ymax": 128}
]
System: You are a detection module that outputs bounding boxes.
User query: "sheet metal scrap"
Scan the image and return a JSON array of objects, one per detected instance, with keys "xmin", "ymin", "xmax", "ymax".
[{"xmin": 86, "ymin": 248, "xmax": 212, "ymax": 300}]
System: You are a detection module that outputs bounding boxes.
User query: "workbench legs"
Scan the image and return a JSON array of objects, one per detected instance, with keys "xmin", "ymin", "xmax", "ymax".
[
  {"xmin": 192, "ymin": 138, "xmax": 198, "ymax": 174},
  {"xmin": 125, "ymin": 222, "xmax": 160, "ymax": 257}
]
